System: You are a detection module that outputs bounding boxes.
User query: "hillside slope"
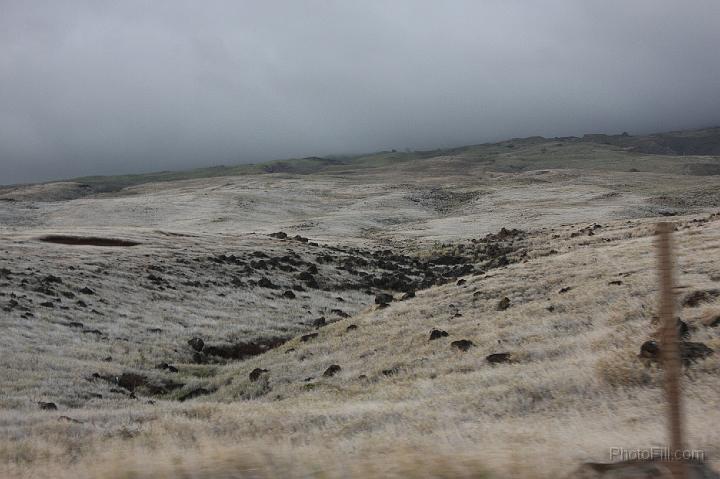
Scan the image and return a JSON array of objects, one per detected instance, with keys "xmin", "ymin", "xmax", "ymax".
[
  {"xmin": 2, "ymin": 127, "xmax": 720, "ymax": 201},
  {"xmin": 4, "ymin": 213, "xmax": 720, "ymax": 478}
]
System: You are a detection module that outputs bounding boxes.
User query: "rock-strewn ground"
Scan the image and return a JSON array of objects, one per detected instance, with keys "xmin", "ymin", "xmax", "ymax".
[{"xmin": 3, "ymin": 147, "xmax": 720, "ymax": 478}]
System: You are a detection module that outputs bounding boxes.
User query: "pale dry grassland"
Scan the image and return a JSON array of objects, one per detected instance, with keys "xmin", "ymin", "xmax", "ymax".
[{"xmin": 2, "ymin": 165, "xmax": 720, "ymax": 478}]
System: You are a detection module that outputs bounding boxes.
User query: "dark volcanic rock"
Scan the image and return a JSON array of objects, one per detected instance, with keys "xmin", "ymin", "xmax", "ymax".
[
  {"xmin": 117, "ymin": 373, "xmax": 147, "ymax": 392},
  {"xmin": 682, "ymin": 289, "xmax": 720, "ymax": 307},
  {"xmin": 640, "ymin": 340, "xmax": 714, "ymax": 364},
  {"xmin": 188, "ymin": 337, "xmax": 205, "ymax": 352},
  {"xmin": 496, "ymin": 297, "xmax": 511, "ymax": 311},
  {"xmin": 38, "ymin": 401, "xmax": 57, "ymax": 411},
  {"xmin": 429, "ymin": 329, "xmax": 449, "ymax": 341},
  {"xmin": 282, "ymin": 290, "xmax": 296, "ymax": 299},
  {"xmin": 301, "ymin": 332, "xmax": 319, "ymax": 342},
  {"xmin": 249, "ymin": 368, "xmax": 269, "ymax": 382},
  {"xmin": 375, "ymin": 293, "xmax": 393, "ymax": 305},
  {"xmin": 639, "ymin": 340, "xmax": 660, "ymax": 359},
  {"xmin": 323, "ymin": 365, "xmax": 341, "ymax": 377},
  {"xmin": 156, "ymin": 362, "xmax": 178, "ymax": 373},
  {"xmin": 297, "ymin": 271, "xmax": 315, "ymax": 281},
  {"xmin": 677, "ymin": 319, "xmax": 690, "ymax": 339},
  {"xmin": 312, "ymin": 317, "xmax": 326, "ymax": 329},
  {"xmin": 79, "ymin": 287, "xmax": 96, "ymax": 295},
  {"xmin": 346, "ymin": 324, "xmax": 358, "ymax": 332},
  {"xmin": 257, "ymin": 277, "xmax": 276, "ymax": 289},
  {"xmin": 486, "ymin": 353, "xmax": 512, "ymax": 364},
  {"xmin": 451, "ymin": 339, "xmax": 474, "ymax": 351},
  {"xmin": 682, "ymin": 342, "xmax": 714, "ymax": 363}
]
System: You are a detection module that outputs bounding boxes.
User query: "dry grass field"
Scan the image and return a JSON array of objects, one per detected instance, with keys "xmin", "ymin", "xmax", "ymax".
[{"xmin": 2, "ymin": 132, "xmax": 720, "ymax": 478}]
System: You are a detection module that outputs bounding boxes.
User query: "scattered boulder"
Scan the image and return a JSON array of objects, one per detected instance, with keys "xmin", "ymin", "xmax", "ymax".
[
  {"xmin": 456, "ymin": 279, "xmax": 466, "ymax": 286},
  {"xmin": 677, "ymin": 319, "xmax": 690, "ymax": 339},
  {"xmin": 346, "ymin": 324, "xmax": 358, "ymax": 332},
  {"xmin": 117, "ymin": 373, "xmax": 147, "ymax": 392},
  {"xmin": 429, "ymin": 329, "xmax": 449, "ymax": 341},
  {"xmin": 486, "ymin": 353, "xmax": 512, "ymax": 364},
  {"xmin": 301, "ymin": 332, "xmax": 319, "ymax": 342},
  {"xmin": 269, "ymin": 232, "xmax": 288, "ymax": 239},
  {"xmin": 451, "ymin": 339, "xmax": 474, "ymax": 351},
  {"xmin": 188, "ymin": 337, "xmax": 205, "ymax": 352},
  {"xmin": 375, "ymin": 293, "xmax": 393, "ymax": 305},
  {"xmin": 639, "ymin": 340, "xmax": 660, "ymax": 360},
  {"xmin": 323, "ymin": 365, "xmax": 341, "ymax": 377},
  {"xmin": 38, "ymin": 401, "xmax": 57, "ymax": 411},
  {"xmin": 682, "ymin": 342, "xmax": 714, "ymax": 363},
  {"xmin": 608, "ymin": 280, "xmax": 623, "ymax": 286},
  {"xmin": 156, "ymin": 362, "xmax": 178, "ymax": 373},
  {"xmin": 496, "ymin": 297, "xmax": 511, "ymax": 311},
  {"xmin": 296, "ymin": 271, "xmax": 315, "ymax": 282},
  {"xmin": 312, "ymin": 317, "xmax": 326, "ymax": 329},
  {"xmin": 639, "ymin": 340, "xmax": 714, "ymax": 364},
  {"xmin": 282, "ymin": 290, "xmax": 296, "ymax": 299},
  {"xmin": 331, "ymin": 308, "xmax": 349, "ymax": 318},
  {"xmin": 682, "ymin": 289, "xmax": 720, "ymax": 308},
  {"xmin": 400, "ymin": 291, "xmax": 415, "ymax": 300},
  {"xmin": 79, "ymin": 287, "xmax": 95, "ymax": 295},
  {"xmin": 559, "ymin": 287, "xmax": 572, "ymax": 294},
  {"xmin": 257, "ymin": 277, "xmax": 276, "ymax": 289},
  {"xmin": 249, "ymin": 368, "xmax": 269, "ymax": 382}
]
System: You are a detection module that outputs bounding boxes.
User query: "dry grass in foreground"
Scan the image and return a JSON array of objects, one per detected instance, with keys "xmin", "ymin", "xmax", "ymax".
[{"xmin": 3, "ymin": 214, "xmax": 720, "ymax": 478}]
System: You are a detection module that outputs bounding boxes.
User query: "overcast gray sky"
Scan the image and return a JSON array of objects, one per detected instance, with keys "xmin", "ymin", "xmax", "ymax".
[{"xmin": 1, "ymin": 0, "xmax": 719, "ymax": 184}]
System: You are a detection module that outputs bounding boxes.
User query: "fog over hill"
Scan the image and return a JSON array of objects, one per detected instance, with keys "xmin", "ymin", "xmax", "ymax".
[{"xmin": 2, "ymin": 0, "xmax": 720, "ymax": 184}]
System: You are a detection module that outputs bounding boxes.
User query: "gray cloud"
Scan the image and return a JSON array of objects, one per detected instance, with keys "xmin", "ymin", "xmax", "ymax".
[{"xmin": 1, "ymin": 0, "xmax": 719, "ymax": 184}]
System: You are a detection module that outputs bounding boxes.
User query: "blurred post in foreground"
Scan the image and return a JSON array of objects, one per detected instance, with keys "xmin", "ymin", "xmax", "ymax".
[{"xmin": 657, "ymin": 222, "xmax": 686, "ymax": 479}]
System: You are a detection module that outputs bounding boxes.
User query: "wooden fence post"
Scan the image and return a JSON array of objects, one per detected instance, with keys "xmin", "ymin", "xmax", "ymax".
[{"xmin": 657, "ymin": 222, "xmax": 686, "ymax": 479}]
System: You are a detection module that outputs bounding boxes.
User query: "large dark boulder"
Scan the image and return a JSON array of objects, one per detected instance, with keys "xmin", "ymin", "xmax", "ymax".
[
  {"xmin": 188, "ymin": 337, "xmax": 205, "ymax": 352},
  {"xmin": 249, "ymin": 368, "xmax": 269, "ymax": 382},
  {"xmin": 429, "ymin": 329, "xmax": 449, "ymax": 341},
  {"xmin": 323, "ymin": 365, "xmax": 341, "ymax": 377},
  {"xmin": 496, "ymin": 297, "xmax": 511, "ymax": 311},
  {"xmin": 375, "ymin": 293, "xmax": 393, "ymax": 305},
  {"xmin": 451, "ymin": 339, "xmax": 474, "ymax": 351},
  {"xmin": 486, "ymin": 353, "xmax": 512, "ymax": 364}
]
